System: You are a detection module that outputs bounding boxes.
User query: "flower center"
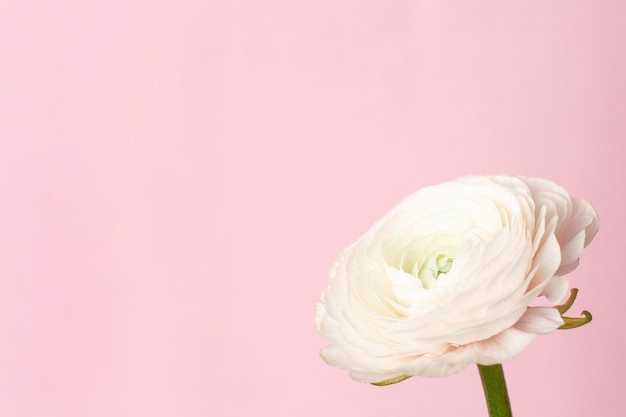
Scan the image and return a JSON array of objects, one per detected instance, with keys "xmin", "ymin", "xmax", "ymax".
[
  {"xmin": 395, "ymin": 251, "xmax": 454, "ymax": 289},
  {"xmin": 416, "ymin": 253, "xmax": 454, "ymax": 288}
]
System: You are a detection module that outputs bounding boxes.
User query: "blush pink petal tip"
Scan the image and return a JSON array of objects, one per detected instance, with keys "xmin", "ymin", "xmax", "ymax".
[
  {"xmin": 520, "ymin": 177, "xmax": 599, "ymax": 277},
  {"xmin": 555, "ymin": 198, "xmax": 599, "ymax": 276},
  {"xmin": 539, "ymin": 276, "xmax": 569, "ymax": 304},
  {"xmin": 514, "ymin": 306, "xmax": 564, "ymax": 334},
  {"xmin": 315, "ymin": 175, "xmax": 598, "ymax": 382}
]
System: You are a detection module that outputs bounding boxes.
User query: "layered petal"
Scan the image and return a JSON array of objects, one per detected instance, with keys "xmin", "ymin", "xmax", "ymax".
[
  {"xmin": 521, "ymin": 177, "xmax": 599, "ymax": 276},
  {"xmin": 315, "ymin": 175, "xmax": 598, "ymax": 383}
]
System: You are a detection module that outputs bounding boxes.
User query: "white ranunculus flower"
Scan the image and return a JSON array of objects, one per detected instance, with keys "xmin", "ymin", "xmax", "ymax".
[{"xmin": 315, "ymin": 175, "xmax": 598, "ymax": 384}]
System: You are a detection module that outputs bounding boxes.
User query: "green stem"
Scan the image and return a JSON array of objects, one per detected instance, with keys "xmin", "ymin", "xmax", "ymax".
[{"xmin": 477, "ymin": 364, "xmax": 513, "ymax": 417}]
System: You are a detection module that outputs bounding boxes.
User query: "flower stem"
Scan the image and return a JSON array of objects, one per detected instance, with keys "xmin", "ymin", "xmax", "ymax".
[{"xmin": 477, "ymin": 364, "xmax": 513, "ymax": 417}]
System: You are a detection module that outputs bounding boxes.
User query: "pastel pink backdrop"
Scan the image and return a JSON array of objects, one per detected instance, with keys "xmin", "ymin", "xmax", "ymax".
[{"xmin": 0, "ymin": 1, "xmax": 624, "ymax": 416}]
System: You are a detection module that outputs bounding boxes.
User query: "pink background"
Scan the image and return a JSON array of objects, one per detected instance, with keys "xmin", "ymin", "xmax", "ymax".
[{"xmin": 1, "ymin": 1, "xmax": 624, "ymax": 416}]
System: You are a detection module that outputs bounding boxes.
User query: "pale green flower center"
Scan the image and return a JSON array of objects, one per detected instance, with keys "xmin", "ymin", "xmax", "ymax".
[
  {"xmin": 416, "ymin": 253, "xmax": 454, "ymax": 289},
  {"xmin": 435, "ymin": 254, "xmax": 454, "ymax": 275},
  {"xmin": 394, "ymin": 251, "xmax": 454, "ymax": 290}
]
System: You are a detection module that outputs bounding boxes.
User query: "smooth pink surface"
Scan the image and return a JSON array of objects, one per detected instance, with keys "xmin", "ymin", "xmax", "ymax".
[{"xmin": 0, "ymin": 1, "xmax": 624, "ymax": 416}]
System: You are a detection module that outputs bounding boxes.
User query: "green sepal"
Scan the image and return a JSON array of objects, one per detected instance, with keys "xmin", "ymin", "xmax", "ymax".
[
  {"xmin": 371, "ymin": 375, "xmax": 411, "ymax": 386},
  {"xmin": 556, "ymin": 288, "xmax": 579, "ymax": 315},
  {"xmin": 555, "ymin": 288, "xmax": 592, "ymax": 329},
  {"xmin": 559, "ymin": 310, "xmax": 592, "ymax": 330}
]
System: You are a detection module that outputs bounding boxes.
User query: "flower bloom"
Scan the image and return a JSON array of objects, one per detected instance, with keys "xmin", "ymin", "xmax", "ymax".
[{"xmin": 315, "ymin": 176, "xmax": 598, "ymax": 383}]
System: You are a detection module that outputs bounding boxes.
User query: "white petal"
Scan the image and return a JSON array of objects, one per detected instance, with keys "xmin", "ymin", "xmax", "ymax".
[
  {"xmin": 513, "ymin": 306, "xmax": 564, "ymax": 334},
  {"xmin": 386, "ymin": 265, "xmax": 423, "ymax": 307},
  {"xmin": 349, "ymin": 369, "xmax": 407, "ymax": 384},
  {"xmin": 469, "ymin": 327, "xmax": 537, "ymax": 364},
  {"xmin": 320, "ymin": 345, "xmax": 353, "ymax": 369},
  {"xmin": 427, "ymin": 327, "xmax": 536, "ymax": 369},
  {"xmin": 520, "ymin": 177, "xmax": 599, "ymax": 275},
  {"xmin": 539, "ymin": 275, "xmax": 569, "ymax": 304},
  {"xmin": 555, "ymin": 197, "xmax": 599, "ymax": 275},
  {"xmin": 314, "ymin": 294, "xmax": 327, "ymax": 331},
  {"xmin": 401, "ymin": 354, "xmax": 471, "ymax": 378},
  {"xmin": 525, "ymin": 231, "xmax": 561, "ymax": 294}
]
